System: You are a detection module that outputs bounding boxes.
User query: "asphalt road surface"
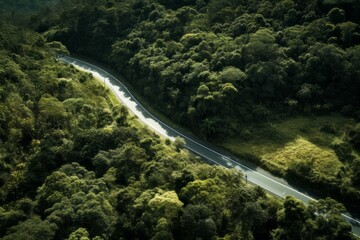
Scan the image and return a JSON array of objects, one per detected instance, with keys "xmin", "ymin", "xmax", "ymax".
[{"xmin": 59, "ymin": 55, "xmax": 360, "ymax": 236}]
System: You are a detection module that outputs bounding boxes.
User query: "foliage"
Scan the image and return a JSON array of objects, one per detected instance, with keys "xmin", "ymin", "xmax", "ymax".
[{"xmin": 0, "ymin": 1, "xmax": 358, "ymax": 239}]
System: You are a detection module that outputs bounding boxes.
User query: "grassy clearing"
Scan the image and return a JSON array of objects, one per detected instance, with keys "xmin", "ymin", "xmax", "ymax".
[
  {"xmin": 215, "ymin": 115, "xmax": 353, "ymax": 178},
  {"xmin": 262, "ymin": 137, "xmax": 342, "ymax": 179}
]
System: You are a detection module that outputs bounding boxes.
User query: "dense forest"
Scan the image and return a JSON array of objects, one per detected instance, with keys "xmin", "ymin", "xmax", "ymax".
[
  {"xmin": 41, "ymin": 0, "xmax": 360, "ymax": 136},
  {"xmin": 0, "ymin": 19, "xmax": 355, "ymax": 240},
  {"xmin": 32, "ymin": 0, "xmax": 360, "ymax": 215},
  {"xmin": 0, "ymin": 0, "xmax": 359, "ymax": 239}
]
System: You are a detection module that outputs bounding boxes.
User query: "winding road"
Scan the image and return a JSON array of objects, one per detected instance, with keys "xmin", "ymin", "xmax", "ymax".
[{"xmin": 59, "ymin": 55, "xmax": 360, "ymax": 236}]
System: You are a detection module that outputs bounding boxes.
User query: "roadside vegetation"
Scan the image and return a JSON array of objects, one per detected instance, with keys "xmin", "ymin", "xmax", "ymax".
[{"xmin": 216, "ymin": 115, "xmax": 360, "ymax": 213}]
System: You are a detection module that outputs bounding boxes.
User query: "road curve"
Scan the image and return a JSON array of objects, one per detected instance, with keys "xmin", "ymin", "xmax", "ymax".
[{"xmin": 59, "ymin": 56, "xmax": 360, "ymax": 236}]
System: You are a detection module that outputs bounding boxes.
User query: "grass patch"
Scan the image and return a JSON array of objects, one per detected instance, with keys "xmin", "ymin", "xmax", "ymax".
[
  {"xmin": 215, "ymin": 115, "xmax": 352, "ymax": 179},
  {"xmin": 262, "ymin": 137, "xmax": 342, "ymax": 180}
]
